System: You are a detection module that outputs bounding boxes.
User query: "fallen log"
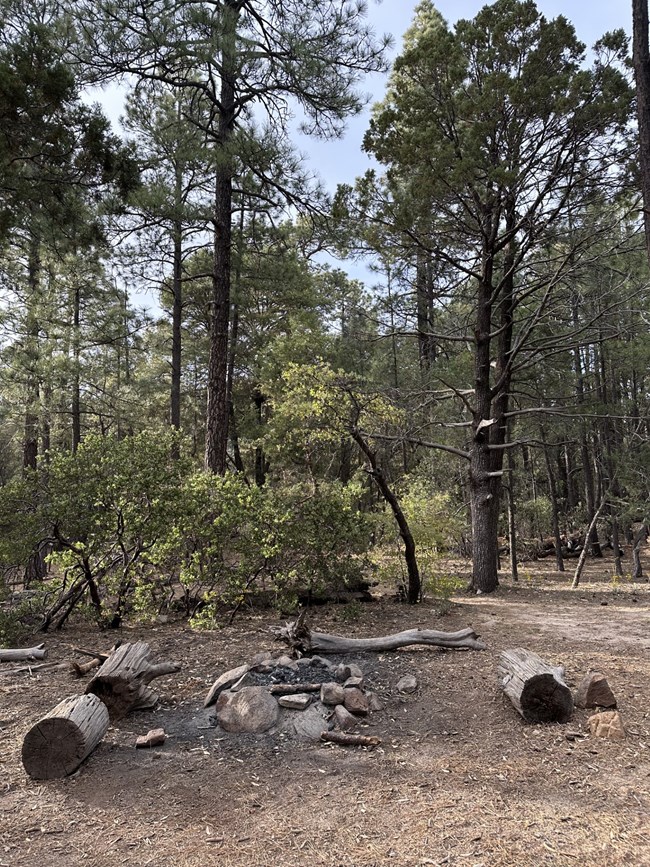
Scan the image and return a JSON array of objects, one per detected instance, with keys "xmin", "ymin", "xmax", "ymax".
[
  {"xmin": 0, "ymin": 644, "xmax": 47, "ymax": 662},
  {"xmin": 498, "ymin": 648, "xmax": 573, "ymax": 723},
  {"xmin": 321, "ymin": 731, "xmax": 382, "ymax": 747},
  {"xmin": 85, "ymin": 641, "xmax": 180, "ymax": 720},
  {"xmin": 22, "ymin": 693, "xmax": 109, "ymax": 780},
  {"xmin": 273, "ymin": 613, "xmax": 485, "ymax": 654}
]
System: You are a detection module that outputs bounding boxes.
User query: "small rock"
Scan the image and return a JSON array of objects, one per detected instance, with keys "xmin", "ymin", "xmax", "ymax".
[
  {"xmin": 276, "ymin": 655, "xmax": 299, "ymax": 670},
  {"xmin": 135, "ymin": 728, "xmax": 166, "ymax": 748},
  {"xmin": 396, "ymin": 675, "xmax": 418, "ymax": 694},
  {"xmin": 155, "ymin": 615, "xmax": 170, "ymax": 624},
  {"xmin": 216, "ymin": 687, "xmax": 279, "ymax": 733},
  {"xmin": 344, "ymin": 676, "xmax": 364, "ymax": 689},
  {"xmin": 343, "ymin": 687, "xmax": 369, "ymax": 716},
  {"xmin": 250, "ymin": 651, "xmax": 274, "ymax": 669},
  {"xmin": 588, "ymin": 710, "xmax": 626, "ymax": 741},
  {"xmin": 575, "ymin": 671, "xmax": 617, "ymax": 709},
  {"xmin": 320, "ymin": 682, "xmax": 346, "ymax": 705},
  {"xmin": 278, "ymin": 693, "xmax": 312, "ymax": 710},
  {"xmin": 297, "ymin": 655, "xmax": 332, "ymax": 670},
  {"xmin": 334, "ymin": 662, "xmax": 363, "ymax": 682},
  {"xmin": 334, "ymin": 704, "xmax": 358, "ymax": 731},
  {"xmin": 366, "ymin": 691, "xmax": 385, "ymax": 712},
  {"xmin": 204, "ymin": 664, "xmax": 250, "ymax": 707}
]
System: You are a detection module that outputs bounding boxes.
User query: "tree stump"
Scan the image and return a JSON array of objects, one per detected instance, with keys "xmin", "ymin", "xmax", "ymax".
[
  {"xmin": 22, "ymin": 694, "xmax": 109, "ymax": 780},
  {"xmin": 85, "ymin": 642, "xmax": 180, "ymax": 720},
  {"xmin": 498, "ymin": 648, "xmax": 573, "ymax": 723}
]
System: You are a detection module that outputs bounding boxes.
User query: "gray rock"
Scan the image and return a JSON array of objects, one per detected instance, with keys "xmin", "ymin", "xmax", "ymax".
[
  {"xmin": 276, "ymin": 654, "xmax": 299, "ymax": 670},
  {"xmin": 334, "ymin": 704, "xmax": 358, "ymax": 731},
  {"xmin": 278, "ymin": 693, "xmax": 313, "ymax": 710},
  {"xmin": 396, "ymin": 674, "xmax": 418, "ymax": 694},
  {"xmin": 320, "ymin": 682, "xmax": 346, "ymax": 705},
  {"xmin": 366, "ymin": 691, "xmax": 385, "ymax": 712},
  {"xmin": 343, "ymin": 687, "xmax": 369, "ymax": 716},
  {"xmin": 215, "ymin": 687, "xmax": 279, "ymax": 733},
  {"xmin": 344, "ymin": 676, "xmax": 364, "ymax": 689},
  {"xmin": 309, "ymin": 655, "xmax": 334, "ymax": 670},
  {"xmin": 291, "ymin": 702, "xmax": 331, "ymax": 741},
  {"xmin": 204, "ymin": 663, "xmax": 251, "ymax": 707}
]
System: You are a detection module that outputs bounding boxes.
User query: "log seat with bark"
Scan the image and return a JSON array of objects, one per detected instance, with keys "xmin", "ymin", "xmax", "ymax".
[
  {"xmin": 273, "ymin": 613, "xmax": 486, "ymax": 655},
  {"xmin": 0, "ymin": 643, "xmax": 47, "ymax": 662},
  {"xmin": 85, "ymin": 642, "xmax": 180, "ymax": 720},
  {"xmin": 498, "ymin": 648, "xmax": 573, "ymax": 723},
  {"xmin": 22, "ymin": 694, "xmax": 109, "ymax": 780}
]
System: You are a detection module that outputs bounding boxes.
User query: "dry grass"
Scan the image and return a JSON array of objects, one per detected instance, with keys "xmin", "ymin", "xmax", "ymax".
[{"xmin": 1, "ymin": 553, "xmax": 649, "ymax": 867}]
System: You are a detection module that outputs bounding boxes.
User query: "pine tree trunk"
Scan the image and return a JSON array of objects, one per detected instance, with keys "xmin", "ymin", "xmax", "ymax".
[
  {"xmin": 170, "ymin": 217, "xmax": 183, "ymax": 433},
  {"xmin": 205, "ymin": 2, "xmax": 238, "ymax": 474},
  {"xmin": 633, "ymin": 0, "xmax": 650, "ymax": 265}
]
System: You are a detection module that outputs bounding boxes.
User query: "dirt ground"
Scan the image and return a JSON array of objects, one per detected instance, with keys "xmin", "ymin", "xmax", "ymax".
[{"xmin": 2, "ymin": 553, "xmax": 650, "ymax": 867}]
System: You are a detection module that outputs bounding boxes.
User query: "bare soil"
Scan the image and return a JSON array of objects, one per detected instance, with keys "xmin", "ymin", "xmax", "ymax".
[{"xmin": 2, "ymin": 554, "xmax": 650, "ymax": 867}]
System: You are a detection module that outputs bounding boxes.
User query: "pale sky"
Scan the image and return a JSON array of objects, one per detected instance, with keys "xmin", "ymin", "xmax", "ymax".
[{"xmin": 300, "ymin": 0, "xmax": 632, "ymax": 193}]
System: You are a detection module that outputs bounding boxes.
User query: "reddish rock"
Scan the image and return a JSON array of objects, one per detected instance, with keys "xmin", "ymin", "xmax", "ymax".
[
  {"xmin": 575, "ymin": 672, "xmax": 617, "ymax": 709},
  {"xmin": 135, "ymin": 728, "xmax": 166, "ymax": 748},
  {"xmin": 343, "ymin": 687, "xmax": 369, "ymax": 716}
]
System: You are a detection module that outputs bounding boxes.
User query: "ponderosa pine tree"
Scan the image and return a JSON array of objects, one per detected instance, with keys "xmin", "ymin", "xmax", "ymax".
[
  {"xmin": 80, "ymin": 0, "xmax": 389, "ymax": 473},
  {"xmin": 354, "ymin": 0, "xmax": 633, "ymax": 592}
]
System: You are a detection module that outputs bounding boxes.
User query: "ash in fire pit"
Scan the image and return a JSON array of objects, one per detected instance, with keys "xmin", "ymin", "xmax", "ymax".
[{"xmin": 203, "ymin": 653, "xmax": 382, "ymax": 741}]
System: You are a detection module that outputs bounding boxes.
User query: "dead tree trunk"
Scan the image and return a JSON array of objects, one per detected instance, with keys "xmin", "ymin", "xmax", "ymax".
[
  {"xmin": 498, "ymin": 648, "xmax": 573, "ymax": 723},
  {"xmin": 572, "ymin": 499, "xmax": 606, "ymax": 588},
  {"xmin": 21, "ymin": 693, "xmax": 109, "ymax": 779},
  {"xmin": 632, "ymin": 523, "xmax": 648, "ymax": 580},
  {"xmin": 85, "ymin": 642, "xmax": 181, "ymax": 720},
  {"xmin": 274, "ymin": 615, "xmax": 485, "ymax": 654},
  {"xmin": 0, "ymin": 644, "xmax": 47, "ymax": 662}
]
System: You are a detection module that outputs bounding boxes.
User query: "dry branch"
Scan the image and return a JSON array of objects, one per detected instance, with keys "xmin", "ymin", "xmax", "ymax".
[
  {"xmin": 0, "ymin": 644, "xmax": 47, "ymax": 662},
  {"xmin": 70, "ymin": 642, "xmax": 122, "ymax": 677}
]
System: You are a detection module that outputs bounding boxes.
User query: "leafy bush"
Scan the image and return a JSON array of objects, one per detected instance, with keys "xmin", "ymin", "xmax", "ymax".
[{"xmin": 0, "ymin": 431, "xmax": 375, "ymax": 629}]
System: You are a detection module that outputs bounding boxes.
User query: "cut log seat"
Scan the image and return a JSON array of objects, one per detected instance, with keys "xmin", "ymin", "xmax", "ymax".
[
  {"xmin": 498, "ymin": 648, "xmax": 573, "ymax": 723},
  {"xmin": 22, "ymin": 694, "xmax": 109, "ymax": 780}
]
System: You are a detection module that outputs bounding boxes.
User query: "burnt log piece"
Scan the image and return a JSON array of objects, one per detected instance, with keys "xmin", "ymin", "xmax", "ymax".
[
  {"xmin": 321, "ymin": 731, "xmax": 382, "ymax": 747},
  {"xmin": 498, "ymin": 648, "xmax": 573, "ymax": 723},
  {"xmin": 21, "ymin": 694, "xmax": 109, "ymax": 780},
  {"xmin": 0, "ymin": 644, "xmax": 47, "ymax": 662},
  {"xmin": 85, "ymin": 641, "xmax": 180, "ymax": 720}
]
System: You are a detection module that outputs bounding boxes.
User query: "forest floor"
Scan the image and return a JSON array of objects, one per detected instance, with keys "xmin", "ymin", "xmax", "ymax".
[{"xmin": 1, "ymin": 551, "xmax": 650, "ymax": 867}]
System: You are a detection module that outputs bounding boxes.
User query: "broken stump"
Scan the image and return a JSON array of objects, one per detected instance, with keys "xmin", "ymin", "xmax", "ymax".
[{"xmin": 85, "ymin": 641, "xmax": 180, "ymax": 720}]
